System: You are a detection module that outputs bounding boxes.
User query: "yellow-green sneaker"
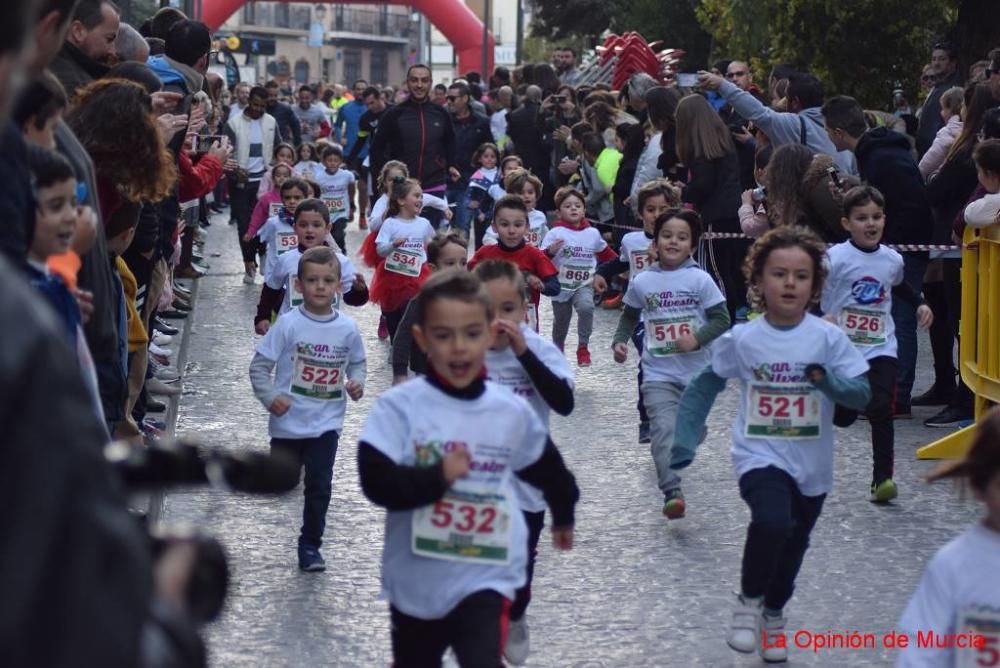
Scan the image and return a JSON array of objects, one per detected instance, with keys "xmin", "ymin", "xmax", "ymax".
[
  {"xmin": 869, "ymin": 479, "xmax": 898, "ymax": 503},
  {"xmin": 662, "ymin": 489, "xmax": 686, "ymax": 519}
]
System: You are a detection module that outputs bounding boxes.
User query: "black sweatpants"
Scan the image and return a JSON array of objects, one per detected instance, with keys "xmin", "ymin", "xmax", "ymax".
[
  {"xmin": 739, "ymin": 466, "xmax": 826, "ymax": 612},
  {"xmin": 510, "ymin": 510, "xmax": 545, "ymax": 621},
  {"xmin": 834, "ymin": 356, "xmax": 897, "ymax": 484},
  {"xmin": 390, "ymin": 590, "xmax": 509, "ymax": 667}
]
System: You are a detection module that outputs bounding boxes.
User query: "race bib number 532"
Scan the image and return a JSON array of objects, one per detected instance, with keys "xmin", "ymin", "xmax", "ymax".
[{"xmin": 412, "ymin": 489, "xmax": 511, "ymax": 564}]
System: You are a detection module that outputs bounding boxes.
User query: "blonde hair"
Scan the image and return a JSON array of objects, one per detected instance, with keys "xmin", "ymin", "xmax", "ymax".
[
  {"xmin": 940, "ymin": 86, "xmax": 964, "ymax": 116},
  {"xmin": 674, "ymin": 94, "xmax": 735, "ymax": 165}
]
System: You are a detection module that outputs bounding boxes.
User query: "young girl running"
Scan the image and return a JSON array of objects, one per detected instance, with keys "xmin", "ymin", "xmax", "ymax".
[
  {"xmin": 255, "ymin": 143, "xmax": 296, "ymax": 199},
  {"xmin": 483, "ymin": 169, "xmax": 548, "ymax": 248},
  {"xmin": 294, "ymin": 142, "xmax": 322, "ymax": 181},
  {"xmin": 897, "ymin": 407, "xmax": 1000, "ymax": 667},
  {"xmin": 612, "ymin": 209, "xmax": 729, "ymax": 519},
  {"xmin": 247, "ymin": 175, "xmax": 306, "ymax": 274},
  {"xmin": 465, "ymin": 142, "xmax": 500, "ymax": 247},
  {"xmin": 541, "ymin": 187, "xmax": 617, "ymax": 366},
  {"xmin": 475, "ymin": 260, "xmax": 575, "ymax": 666},
  {"xmin": 370, "ymin": 178, "xmax": 437, "ymax": 341},
  {"xmin": 820, "ymin": 186, "xmax": 933, "ymax": 503},
  {"xmin": 357, "ymin": 270, "xmax": 578, "ymax": 667},
  {"xmin": 671, "ymin": 225, "xmax": 871, "ymax": 662}
]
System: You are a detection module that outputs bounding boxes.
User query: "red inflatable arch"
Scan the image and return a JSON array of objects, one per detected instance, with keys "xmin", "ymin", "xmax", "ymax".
[{"xmin": 202, "ymin": 0, "xmax": 495, "ymax": 77}]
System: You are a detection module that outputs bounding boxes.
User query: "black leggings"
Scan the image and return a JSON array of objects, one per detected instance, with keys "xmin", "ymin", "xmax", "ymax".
[
  {"xmin": 230, "ymin": 177, "xmax": 261, "ymax": 263},
  {"xmin": 510, "ymin": 510, "xmax": 545, "ymax": 621},
  {"xmin": 390, "ymin": 590, "xmax": 508, "ymax": 667}
]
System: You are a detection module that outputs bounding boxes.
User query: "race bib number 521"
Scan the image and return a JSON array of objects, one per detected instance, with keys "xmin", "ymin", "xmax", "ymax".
[{"xmin": 745, "ymin": 383, "xmax": 821, "ymax": 439}]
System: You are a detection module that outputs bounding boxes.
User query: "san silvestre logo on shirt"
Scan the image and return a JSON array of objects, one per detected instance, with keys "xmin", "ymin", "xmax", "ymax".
[
  {"xmin": 643, "ymin": 290, "xmax": 699, "ymax": 311},
  {"xmin": 413, "ymin": 439, "xmax": 509, "ymax": 475},
  {"xmin": 752, "ymin": 362, "xmax": 808, "ymax": 384},
  {"xmin": 295, "ymin": 341, "xmax": 348, "ymax": 360}
]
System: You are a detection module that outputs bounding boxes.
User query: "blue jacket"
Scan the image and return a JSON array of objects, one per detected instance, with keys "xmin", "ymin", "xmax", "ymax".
[{"xmin": 336, "ymin": 100, "xmax": 367, "ymax": 157}]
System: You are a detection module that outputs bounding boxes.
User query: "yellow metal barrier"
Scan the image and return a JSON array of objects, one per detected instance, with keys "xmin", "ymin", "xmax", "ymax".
[{"xmin": 918, "ymin": 224, "xmax": 1000, "ymax": 459}]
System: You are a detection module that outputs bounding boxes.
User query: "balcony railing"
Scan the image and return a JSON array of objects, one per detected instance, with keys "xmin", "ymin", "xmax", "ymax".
[{"xmin": 241, "ymin": 3, "xmax": 415, "ymax": 37}]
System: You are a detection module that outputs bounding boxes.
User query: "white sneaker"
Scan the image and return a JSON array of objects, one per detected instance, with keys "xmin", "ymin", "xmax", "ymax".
[
  {"xmin": 152, "ymin": 332, "xmax": 173, "ymax": 347},
  {"xmin": 759, "ymin": 612, "xmax": 788, "ymax": 663},
  {"xmin": 504, "ymin": 617, "xmax": 530, "ymax": 665},
  {"xmin": 154, "ymin": 366, "xmax": 181, "ymax": 382},
  {"xmin": 243, "ymin": 272, "xmax": 255, "ymax": 285},
  {"xmin": 149, "ymin": 342, "xmax": 172, "ymax": 358},
  {"xmin": 727, "ymin": 593, "xmax": 762, "ymax": 653}
]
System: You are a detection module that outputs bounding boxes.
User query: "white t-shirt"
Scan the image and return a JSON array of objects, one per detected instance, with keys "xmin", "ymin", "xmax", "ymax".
[
  {"xmin": 540, "ymin": 225, "xmax": 609, "ymax": 302},
  {"xmin": 256, "ymin": 215, "xmax": 298, "ymax": 274},
  {"xmin": 293, "ymin": 160, "xmax": 323, "ymax": 182},
  {"xmin": 369, "ymin": 193, "xmax": 449, "ymax": 232},
  {"xmin": 485, "ymin": 325, "xmax": 574, "ymax": 512},
  {"xmin": 710, "ymin": 315, "xmax": 869, "ymax": 496},
  {"xmin": 623, "ymin": 261, "xmax": 725, "ymax": 384},
  {"xmin": 359, "ymin": 378, "xmax": 548, "ymax": 619},
  {"xmin": 255, "ymin": 307, "xmax": 366, "ymax": 439},
  {"xmin": 246, "ymin": 119, "xmax": 265, "ymax": 176},
  {"xmin": 897, "ymin": 524, "xmax": 1000, "ymax": 668},
  {"xmin": 490, "ymin": 109, "xmax": 508, "ymax": 142},
  {"xmin": 375, "ymin": 216, "xmax": 436, "ymax": 277},
  {"xmin": 313, "ymin": 169, "xmax": 356, "ymax": 222},
  {"xmin": 620, "ymin": 230, "xmax": 654, "ymax": 280},
  {"xmin": 821, "ymin": 242, "xmax": 904, "ymax": 361},
  {"xmin": 264, "ymin": 246, "xmax": 356, "ymax": 315}
]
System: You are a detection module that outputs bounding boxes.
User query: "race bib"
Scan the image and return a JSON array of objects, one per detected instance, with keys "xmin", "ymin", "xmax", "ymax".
[
  {"xmin": 289, "ymin": 354, "xmax": 345, "ymax": 400},
  {"xmin": 324, "ymin": 197, "xmax": 347, "ymax": 220},
  {"xmin": 386, "ymin": 247, "xmax": 424, "ymax": 277},
  {"xmin": 526, "ymin": 228, "xmax": 543, "ymax": 247},
  {"xmin": 839, "ymin": 305, "xmax": 887, "ymax": 346},
  {"xmin": 525, "ymin": 303, "xmax": 539, "ymax": 332},
  {"xmin": 558, "ymin": 261, "xmax": 594, "ymax": 291},
  {"xmin": 957, "ymin": 607, "xmax": 1000, "ymax": 668},
  {"xmin": 745, "ymin": 382, "xmax": 822, "ymax": 439},
  {"xmin": 629, "ymin": 248, "xmax": 652, "ymax": 277},
  {"xmin": 268, "ymin": 202, "xmax": 283, "ymax": 218},
  {"xmin": 645, "ymin": 315, "xmax": 698, "ymax": 357},
  {"xmin": 412, "ymin": 488, "xmax": 511, "ymax": 564},
  {"xmin": 275, "ymin": 231, "xmax": 298, "ymax": 255}
]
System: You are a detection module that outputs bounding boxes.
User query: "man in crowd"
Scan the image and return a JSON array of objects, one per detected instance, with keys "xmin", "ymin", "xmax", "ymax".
[
  {"xmin": 229, "ymin": 80, "xmax": 250, "ymax": 120},
  {"xmin": 446, "ymin": 80, "xmax": 492, "ymax": 236},
  {"xmin": 264, "ymin": 79, "xmax": 301, "ymax": 145},
  {"xmin": 336, "ymin": 79, "xmax": 371, "ymax": 225},
  {"xmin": 506, "ymin": 84, "xmax": 553, "ymax": 209},
  {"xmin": 916, "ymin": 42, "xmax": 962, "ymax": 157},
  {"xmin": 114, "ymin": 22, "xmax": 149, "ymax": 63},
  {"xmin": 553, "ymin": 46, "xmax": 580, "ymax": 86},
  {"xmin": 369, "ymin": 63, "xmax": 457, "ymax": 228},
  {"xmin": 294, "ymin": 84, "xmax": 330, "ymax": 144},
  {"xmin": 50, "ymin": 0, "xmax": 119, "ymax": 96},
  {"xmin": 432, "ymin": 83, "xmax": 448, "ymax": 106}
]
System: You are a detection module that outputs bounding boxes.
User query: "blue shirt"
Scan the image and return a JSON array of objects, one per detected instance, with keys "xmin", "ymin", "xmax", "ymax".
[{"xmin": 336, "ymin": 100, "xmax": 367, "ymax": 157}]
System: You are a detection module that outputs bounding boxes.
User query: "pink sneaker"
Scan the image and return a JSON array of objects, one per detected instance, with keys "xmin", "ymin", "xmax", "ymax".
[{"xmin": 377, "ymin": 315, "xmax": 389, "ymax": 340}]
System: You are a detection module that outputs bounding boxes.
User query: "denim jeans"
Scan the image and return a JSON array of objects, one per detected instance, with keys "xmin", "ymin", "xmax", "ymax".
[
  {"xmin": 270, "ymin": 429, "xmax": 340, "ymax": 549},
  {"xmin": 445, "ymin": 185, "xmax": 470, "ymax": 237},
  {"xmin": 892, "ymin": 253, "xmax": 928, "ymax": 408},
  {"xmin": 641, "ymin": 380, "xmax": 685, "ymax": 495}
]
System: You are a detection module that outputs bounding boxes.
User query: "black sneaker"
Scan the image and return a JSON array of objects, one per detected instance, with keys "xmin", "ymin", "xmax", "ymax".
[
  {"xmin": 154, "ymin": 318, "xmax": 179, "ymax": 335},
  {"xmin": 298, "ymin": 546, "xmax": 326, "ymax": 572},
  {"xmin": 912, "ymin": 384, "xmax": 956, "ymax": 407},
  {"xmin": 924, "ymin": 405, "xmax": 973, "ymax": 428}
]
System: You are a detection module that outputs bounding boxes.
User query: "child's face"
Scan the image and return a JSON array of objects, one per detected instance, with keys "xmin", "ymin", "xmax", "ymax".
[
  {"xmin": 517, "ymin": 184, "xmax": 538, "ymax": 211},
  {"xmin": 974, "ymin": 471, "xmax": 1000, "ymax": 533},
  {"xmin": 273, "ymin": 168, "xmax": 291, "ymax": 189},
  {"xmin": 294, "ymin": 211, "xmax": 330, "ymax": 248},
  {"xmin": 842, "ymin": 200, "xmax": 885, "ymax": 250},
  {"xmin": 481, "ymin": 149, "xmax": 498, "ymax": 170},
  {"xmin": 432, "ymin": 242, "xmax": 468, "ymax": 271},
  {"xmin": 32, "ymin": 178, "xmax": 78, "ymax": 260},
  {"xmin": 977, "ymin": 165, "xmax": 1000, "ymax": 194},
  {"xmin": 294, "ymin": 261, "xmax": 341, "ymax": 314},
  {"xmin": 24, "ymin": 111, "xmax": 61, "ymax": 150},
  {"xmin": 759, "ymin": 246, "xmax": 815, "ymax": 325},
  {"xmin": 655, "ymin": 217, "xmax": 693, "ymax": 268},
  {"xmin": 276, "ymin": 148, "xmax": 295, "ymax": 164},
  {"xmin": 324, "ymin": 154, "xmax": 342, "ymax": 172},
  {"xmin": 484, "ymin": 278, "xmax": 527, "ymax": 349},
  {"xmin": 559, "ymin": 195, "xmax": 586, "ymax": 224},
  {"xmin": 298, "ymin": 145, "xmax": 311, "ymax": 161},
  {"xmin": 281, "ymin": 186, "xmax": 306, "ymax": 215},
  {"xmin": 400, "ymin": 188, "xmax": 423, "ymax": 217},
  {"xmin": 501, "ymin": 160, "xmax": 522, "ymax": 177},
  {"xmin": 493, "ymin": 208, "xmax": 528, "ymax": 247},
  {"xmin": 640, "ymin": 194, "xmax": 670, "ymax": 232},
  {"xmin": 414, "ymin": 297, "xmax": 493, "ymax": 388}
]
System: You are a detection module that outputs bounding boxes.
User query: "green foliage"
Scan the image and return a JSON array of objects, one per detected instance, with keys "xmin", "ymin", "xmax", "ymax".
[
  {"xmin": 529, "ymin": 0, "xmax": 615, "ymax": 43},
  {"xmin": 696, "ymin": 0, "xmax": 953, "ymax": 108},
  {"xmin": 612, "ymin": 0, "xmax": 712, "ymax": 69}
]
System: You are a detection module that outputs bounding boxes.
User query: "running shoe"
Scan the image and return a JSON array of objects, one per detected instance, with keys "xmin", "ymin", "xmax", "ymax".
[
  {"xmin": 869, "ymin": 479, "xmax": 898, "ymax": 503},
  {"xmin": 576, "ymin": 345, "xmax": 591, "ymax": 367},
  {"xmin": 924, "ymin": 405, "xmax": 972, "ymax": 428},
  {"xmin": 601, "ymin": 293, "xmax": 624, "ymax": 309},
  {"xmin": 662, "ymin": 489, "xmax": 685, "ymax": 519},
  {"xmin": 298, "ymin": 546, "xmax": 326, "ymax": 572},
  {"xmin": 727, "ymin": 593, "xmax": 762, "ymax": 654},
  {"xmin": 359, "ymin": 215, "xmax": 368, "ymax": 230},
  {"xmin": 504, "ymin": 617, "xmax": 530, "ymax": 665},
  {"xmin": 759, "ymin": 611, "xmax": 788, "ymax": 663},
  {"xmin": 377, "ymin": 315, "xmax": 389, "ymax": 340}
]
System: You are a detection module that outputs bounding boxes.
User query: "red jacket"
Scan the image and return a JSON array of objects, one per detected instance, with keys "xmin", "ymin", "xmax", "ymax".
[{"xmin": 178, "ymin": 151, "xmax": 223, "ymax": 202}]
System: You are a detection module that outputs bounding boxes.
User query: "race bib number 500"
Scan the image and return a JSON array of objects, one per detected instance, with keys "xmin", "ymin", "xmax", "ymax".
[
  {"xmin": 745, "ymin": 383, "xmax": 822, "ymax": 439},
  {"xmin": 412, "ymin": 489, "xmax": 511, "ymax": 564}
]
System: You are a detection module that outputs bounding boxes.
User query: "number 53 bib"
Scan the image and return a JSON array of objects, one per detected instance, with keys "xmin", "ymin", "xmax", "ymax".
[
  {"xmin": 746, "ymin": 382, "xmax": 822, "ymax": 439},
  {"xmin": 412, "ymin": 487, "xmax": 511, "ymax": 564}
]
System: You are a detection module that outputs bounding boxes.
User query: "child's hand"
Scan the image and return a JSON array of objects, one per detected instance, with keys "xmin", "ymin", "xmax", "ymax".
[
  {"xmin": 393, "ymin": 238, "xmax": 407, "ymax": 248},
  {"xmin": 526, "ymin": 274, "xmax": 544, "ymax": 292},
  {"xmin": 675, "ymin": 333, "xmax": 700, "ymax": 353},
  {"xmin": 741, "ymin": 189, "xmax": 755, "ymax": 207},
  {"xmin": 917, "ymin": 304, "xmax": 934, "ymax": 330},
  {"xmin": 441, "ymin": 445, "xmax": 471, "ymax": 483},
  {"xmin": 345, "ymin": 379, "xmax": 364, "ymax": 401},
  {"xmin": 551, "ymin": 527, "xmax": 574, "ymax": 550},
  {"xmin": 71, "ymin": 206, "xmax": 98, "ymax": 256},
  {"xmin": 593, "ymin": 274, "xmax": 608, "ymax": 294},
  {"xmin": 548, "ymin": 239, "xmax": 565, "ymax": 254},
  {"xmin": 445, "ymin": 208, "xmax": 454, "ymax": 221},
  {"xmin": 73, "ymin": 288, "xmax": 94, "ymax": 324},
  {"xmin": 495, "ymin": 319, "xmax": 527, "ymax": 355},
  {"xmin": 255, "ymin": 320, "xmax": 270, "ymax": 335},
  {"xmin": 612, "ymin": 342, "xmax": 628, "ymax": 363},
  {"xmin": 805, "ymin": 364, "xmax": 826, "ymax": 384},
  {"xmin": 269, "ymin": 395, "xmax": 291, "ymax": 416},
  {"xmin": 392, "ymin": 374, "xmax": 408, "ymax": 386}
]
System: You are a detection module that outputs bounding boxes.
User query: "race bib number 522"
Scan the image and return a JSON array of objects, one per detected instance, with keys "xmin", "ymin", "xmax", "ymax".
[{"xmin": 289, "ymin": 355, "xmax": 345, "ymax": 400}]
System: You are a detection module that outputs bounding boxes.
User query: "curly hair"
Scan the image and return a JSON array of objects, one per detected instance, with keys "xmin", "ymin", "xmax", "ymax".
[
  {"xmin": 742, "ymin": 225, "xmax": 827, "ymax": 312},
  {"xmin": 66, "ymin": 79, "xmax": 176, "ymax": 203}
]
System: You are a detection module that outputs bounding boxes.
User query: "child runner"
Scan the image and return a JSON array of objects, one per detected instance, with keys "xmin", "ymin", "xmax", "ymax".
[
  {"xmin": 255, "ymin": 199, "xmax": 367, "ymax": 334},
  {"xmin": 671, "ymin": 225, "xmax": 871, "ymax": 662},
  {"xmin": 357, "ymin": 270, "xmax": 579, "ymax": 666},
  {"xmin": 897, "ymin": 407, "xmax": 1000, "ymax": 667},
  {"xmin": 370, "ymin": 178, "xmax": 436, "ymax": 342},
  {"xmin": 820, "ymin": 186, "xmax": 933, "ymax": 503},
  {"xmin": 294, "ymin": 142, "xmax": 322, "ymax": 181},
  {"xmin": 314, "ymin": 144, "xmax": 355, "ymax": 255},
  {"xmin": 541, "ymin": 186, "xmax": 617, "ymax": 366},
  {"xmin": 469, "ymin": 196, "xmax": 559, "ymax": 333},
  {"xmin": 483, "ymin": 168, "xmax": 548, "ymax": 248},
  {"xmin": 475, "ymin": 260, "xmax": 575, "ymax": 666},
  {"xmin": 611, "ymin": 209, "xmax": 730, "ymax": 519},
  {"xmin": 248, "ymin": 163, "xmax": 293, "ymax": 243},
  {"xmin": 250, "ymin": 246, "xmax": 367, "ymax": 572},
  {"xmin": 392, "ymin": 231, "xmax": 470, "ymax": 386},
  {"xmin": 247, "ymin": 175, "xmax": 306, "ymax": 274},
  {"xmin": 255, "ymin": 143, "xmax": 296, "ymax": 199},
  {"xmin": 465, "ymin": 142, "xmax": 500, "ymax": 247}
]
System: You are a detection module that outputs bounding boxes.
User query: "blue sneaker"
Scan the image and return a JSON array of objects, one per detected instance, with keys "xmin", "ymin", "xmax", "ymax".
[{"xmin": 298, "ymin": 546, "xmax": 326, "ymax": 572}]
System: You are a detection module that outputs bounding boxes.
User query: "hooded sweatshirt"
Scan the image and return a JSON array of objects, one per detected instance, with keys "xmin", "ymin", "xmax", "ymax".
[{"xmin": 855, "ymin": 128, "xmax": 934, "ymax": 246}]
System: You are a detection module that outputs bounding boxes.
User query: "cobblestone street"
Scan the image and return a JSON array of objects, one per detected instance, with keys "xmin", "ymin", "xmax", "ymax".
[{"xmin": 162, "ymin": 213, "xmax": 981, "ymax": 667}]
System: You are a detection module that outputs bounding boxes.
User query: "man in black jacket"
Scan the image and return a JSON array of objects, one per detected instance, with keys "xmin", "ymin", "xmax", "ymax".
[
  {"xmin": 916, "ymin": 42, "xmax": 963, "ymax": 157},
  {"xmin": 369, "ymin": 63, "xmax": 458, "ymax": 228},
  {"xmin": 49, "ymin": 0, "xmax": 118, "ymax": 97},
  {"xmin": 506, "ymin": 85, "xmax": 553, "ymax": 210},
  {"xmin": 265, "ymin": 79, "xmax": 301, "ymax": 146},
  {"xmin": 822, "ymin": 95, "xmax": 934, "ymax": 417},
  {"xmin": 446, "ymin": 80, "xmax": 492, "ymax": 238}
]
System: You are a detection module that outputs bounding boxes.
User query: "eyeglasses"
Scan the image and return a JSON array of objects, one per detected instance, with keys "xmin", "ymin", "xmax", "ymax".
[
  {"xmin": 726, "ymin": 71, "xmax": 748, "ymax": 79},
  {"xmin": 446, "ymin": 95, "xmax": 462, "ymax": 101}
]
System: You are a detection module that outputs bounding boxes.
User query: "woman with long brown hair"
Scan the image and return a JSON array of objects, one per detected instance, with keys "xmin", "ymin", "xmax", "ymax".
[
  {"xmin": 763, "ymin": 143, "xmax": 845, "ymax": 242},
  {"xmin": 674, "ymin": 94, "xmax": 746, "ymax": 320}
]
